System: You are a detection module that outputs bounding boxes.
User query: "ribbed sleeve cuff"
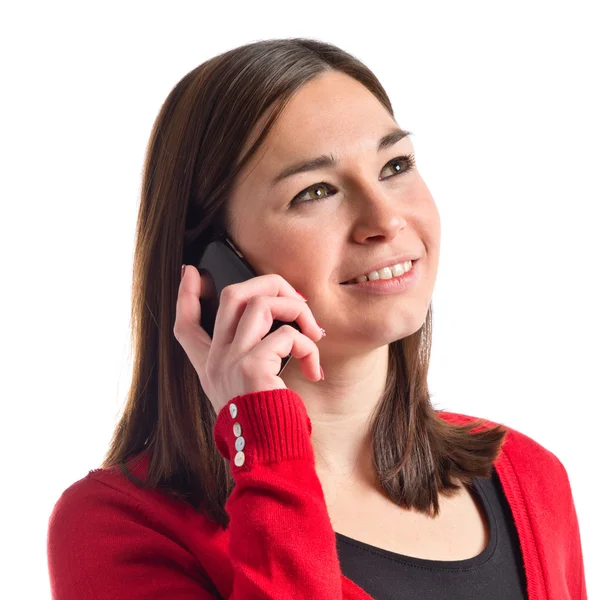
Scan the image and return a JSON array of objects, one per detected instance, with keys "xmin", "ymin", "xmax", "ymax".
[{"xmin": 213, "ymin": 388, "xmax": 314, "ymax": 470}]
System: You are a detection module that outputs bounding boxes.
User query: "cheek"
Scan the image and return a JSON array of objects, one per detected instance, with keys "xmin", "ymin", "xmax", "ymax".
[
  {"xmin": 271, "ymin": 222, "xmax": 338, "ymax": 267},
  {"xmin": 248, "ymin": 228, "xmax": 337, "ymax": 288},
  {"xmin": 428, "ymin": 204, "xmax": 441, "ymax": 247},
  {"xmin": 414, "ymin": 188, "xmax": 441, "ymax": 249}
]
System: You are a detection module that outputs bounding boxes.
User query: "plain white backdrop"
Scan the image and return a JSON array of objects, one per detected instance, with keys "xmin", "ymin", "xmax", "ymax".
[{"xmin": 1, "ymin": 1, "xmax": 598, "ymax": 598}]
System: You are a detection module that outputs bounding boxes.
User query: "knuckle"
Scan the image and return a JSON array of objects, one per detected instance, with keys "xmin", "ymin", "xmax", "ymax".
[
  {"xmin": 247, "ymin": 296, "xmax": 273, "ymax": 320},
  {"xmin": 253, "ymin": 295, "xmax": 274, "ymax": 312},
  {"xmin": 278, "ymin": 324, "xmax": 297, "ymax": 336},
  {"xmin": 246, "ymin": 294, "xmax": 264, "ymax": 307},
  {"xmin": 220, "ymin": 285, "xmax": 241, "ymax": 302}
]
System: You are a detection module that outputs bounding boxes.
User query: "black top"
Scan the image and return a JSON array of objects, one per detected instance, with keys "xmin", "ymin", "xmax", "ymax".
[{"xmin": 335, "ymin": 468, "xmax": 528, "ymax": 599}]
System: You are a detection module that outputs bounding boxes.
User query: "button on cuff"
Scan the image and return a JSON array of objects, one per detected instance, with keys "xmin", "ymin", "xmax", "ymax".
[{"xmin": 234, "ymin": 451, "xmax": 245, "ymax": 467}]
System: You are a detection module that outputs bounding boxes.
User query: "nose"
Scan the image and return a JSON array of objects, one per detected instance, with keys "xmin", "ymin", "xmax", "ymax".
[{"xmin": 349, "ymin": 183, "xmax": 408, "ymax": 242}]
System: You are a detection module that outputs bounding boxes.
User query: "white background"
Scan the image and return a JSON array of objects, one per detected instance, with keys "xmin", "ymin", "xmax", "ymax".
[{"xmin": 2, "ymin": 1, "xmax": 598, "ymax": 598}]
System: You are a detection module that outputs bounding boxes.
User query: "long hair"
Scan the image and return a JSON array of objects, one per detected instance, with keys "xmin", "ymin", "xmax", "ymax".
[{"xmin": 101, "ymin": 37, "xmax": 508, "ymax": 528}]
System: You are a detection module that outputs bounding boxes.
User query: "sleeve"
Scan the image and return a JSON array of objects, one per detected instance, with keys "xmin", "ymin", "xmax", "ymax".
[
  {"xmin": 47, "ymin": 389, "xmax": 345, "ymax": 600},
  {"xmin": 212, "ymin": 388, "xmax": 345, "ymax": 599},
  {"xmin": 47, "ymin": 477, "xmax": 223, "ymax": 599}
]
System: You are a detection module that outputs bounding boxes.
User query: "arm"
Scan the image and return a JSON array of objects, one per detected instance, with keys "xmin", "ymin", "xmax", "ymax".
[
  {"xmin": 212, "ymin": 388, "xmax": 344, "ymax": 599},
  {"xmin": 47, "ymin": 388, "xmax": 345, "ymax": 599}
]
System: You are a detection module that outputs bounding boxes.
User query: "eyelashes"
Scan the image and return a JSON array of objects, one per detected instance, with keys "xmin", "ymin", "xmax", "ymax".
[{"xmin": 289, "ymin": 153, "xmax": 416, "ymax": 208}]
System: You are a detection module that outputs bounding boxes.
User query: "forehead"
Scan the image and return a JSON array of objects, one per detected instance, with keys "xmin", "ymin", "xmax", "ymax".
[
  {"xmin": 228, "ymin": 72, "xmax": 405, "ymax": 221},
  {"xmin": 255, "ymin": 72, "xmax": 397, "ymax": 164}
]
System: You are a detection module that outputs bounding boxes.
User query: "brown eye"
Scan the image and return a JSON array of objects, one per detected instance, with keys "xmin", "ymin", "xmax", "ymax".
[
  {"xmin": 289, "ymin": 153, "xmax": 416, "ymax": 208},
  {"xmin": 289, "ymin": 182, "xmax": 335, "ymax": 207},
  {"xmin": 382, "ymin": 154, "xmax": 416, "ymax": 177}
]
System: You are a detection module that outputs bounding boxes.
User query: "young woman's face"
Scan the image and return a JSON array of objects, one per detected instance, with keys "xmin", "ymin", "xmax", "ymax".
[{"xmin": 226, "ymin": 71, "xmax": 441, "ymax": 351}]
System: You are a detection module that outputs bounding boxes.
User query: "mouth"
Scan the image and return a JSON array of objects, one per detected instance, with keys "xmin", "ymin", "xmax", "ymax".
[{"xmin": 340, "ymin": 259, "xmax": 419, "ymax": 285}]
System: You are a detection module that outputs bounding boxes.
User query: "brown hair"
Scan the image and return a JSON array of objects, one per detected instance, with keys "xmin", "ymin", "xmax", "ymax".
[{"xmin": 101, "ymin": 37, "xmax": 508, "ymax": 528}]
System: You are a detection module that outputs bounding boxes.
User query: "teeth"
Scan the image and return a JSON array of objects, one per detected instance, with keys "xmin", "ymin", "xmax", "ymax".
[{"xmin": 352, "ymin": 260, "xmax": 413, "ymax": 283}]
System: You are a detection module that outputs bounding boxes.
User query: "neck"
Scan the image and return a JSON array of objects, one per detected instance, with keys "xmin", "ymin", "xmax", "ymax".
[{"xmin": 281, "ymin": 345, "xmax": 389, "ymax": 486}]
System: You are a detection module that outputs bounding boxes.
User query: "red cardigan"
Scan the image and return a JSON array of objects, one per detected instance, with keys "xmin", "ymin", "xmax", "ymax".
[{"xmin": 47, "ymin": 388, "xmax": 587, "ymax": 599}]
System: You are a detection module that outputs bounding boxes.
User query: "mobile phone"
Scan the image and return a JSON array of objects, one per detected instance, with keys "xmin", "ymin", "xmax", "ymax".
[{"xmin": 195, "ymin": 237, "xmax": 301, "ymax": 376}]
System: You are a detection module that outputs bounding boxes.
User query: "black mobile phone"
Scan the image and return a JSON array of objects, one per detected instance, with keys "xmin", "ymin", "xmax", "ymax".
[{"xmin": 195, "ymin": 237, "xmax": 301, "ymax": 376}]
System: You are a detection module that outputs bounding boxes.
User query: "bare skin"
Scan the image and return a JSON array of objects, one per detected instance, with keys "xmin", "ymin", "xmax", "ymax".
[
  {"xmin": 226, "ymin": 71, "xmax": 488, "ymax": 559},
  {"xmin": 321, "ymin": 472, "xmax": 489, "ymax": 559}
]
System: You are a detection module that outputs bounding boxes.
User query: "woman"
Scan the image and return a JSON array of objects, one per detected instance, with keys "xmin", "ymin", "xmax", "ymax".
[{"xmin": 47, "ymin": 38, "xmax": 586, "ymax": 599}]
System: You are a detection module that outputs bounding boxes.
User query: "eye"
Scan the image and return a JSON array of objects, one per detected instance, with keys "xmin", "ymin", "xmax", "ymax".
[{"xmin": 288, "ymin": 153, "xmax": 416, "ymax": 208}]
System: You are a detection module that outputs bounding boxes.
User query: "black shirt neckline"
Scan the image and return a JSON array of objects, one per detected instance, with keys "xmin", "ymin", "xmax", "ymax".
[{"xmin": 334, "ymin": 473, "xmax": 498, "ymax": 571}]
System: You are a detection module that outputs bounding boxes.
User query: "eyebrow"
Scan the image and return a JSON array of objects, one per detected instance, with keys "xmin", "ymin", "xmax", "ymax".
[{"xmin": 269, "ymin": 127, "xmax": 413, "ymax": 189}]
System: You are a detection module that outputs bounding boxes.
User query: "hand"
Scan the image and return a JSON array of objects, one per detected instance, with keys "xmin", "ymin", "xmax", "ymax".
[{"xmin": 173, "ymin": 266, "xmax": 324, "ymax": 415}]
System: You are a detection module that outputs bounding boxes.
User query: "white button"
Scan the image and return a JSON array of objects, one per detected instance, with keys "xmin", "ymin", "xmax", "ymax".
[
  {"xmin": 233, "ymin": 422, "xmax": 242, "ymax": 437},
  {"xmin": 235, "ymin": 436, "xmax": 245, "ymax": 451},
  {"xmin": 229, "ymin": 403, "xmax": 238, "ymax": 418},
  {"xmin": 234, "ymin": 451, "xmax": 245, "ymax": 467}
]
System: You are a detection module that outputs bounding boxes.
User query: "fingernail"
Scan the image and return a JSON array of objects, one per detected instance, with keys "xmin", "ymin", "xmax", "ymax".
[
  {"xmin": 318, "ymin": 327, "xmax": 326, "ymax": 337},
  {"xmin": 294, "ymin": 288, "xmax": 308, "ymax": 302},
  {"xmin": 320, "ymin": 366, "xmax": 325, "ymax": 380},
  {"xmin": 181, "ymin": 264, "xmax": 186, "ymax": 280}
]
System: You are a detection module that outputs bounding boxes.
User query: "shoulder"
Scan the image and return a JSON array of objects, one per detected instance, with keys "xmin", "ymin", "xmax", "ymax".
[
  {"xmin": 48, "ymin": 464, "xmax": 151, "ymax": 552},
  {"xmin": 436, "ymin": 408, "xmax": 570, "ymax": 483},
  {"xmin": 48, "ymin": 453, "xmax": 196, "ymax": 556},
  {"xmin": 49, "ymin": 452, "xmax": 195, "ymax": 533},
  {"xmin": 437, "ymin": 410, "xmax": 585, "ymax": 597},
  {"xmin": 47, "ymin": 455, "xmax": 219, "ymax": 576},
  {"xmin": 47, "ymin": 459, "xmax": 226, "ymax": 598},
  {"xmin": 47, "ymin": 469, "xmax": 141, "ymax": 592},
  {"xmin": 49, "ymin": 453, "xmax": 141, "ymax": 523}
]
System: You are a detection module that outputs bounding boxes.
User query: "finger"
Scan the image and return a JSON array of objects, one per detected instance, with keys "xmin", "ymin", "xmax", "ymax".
[
  {"xmin": 211, "ymin": 273, "xmax": 306, "ymax": 354},
  {"xmin": 252, "ymin": 324, "xmax": 322, "ymax": 382},
  {"xmin": 233, "ymin": 295, "xmax": 323, "ymax": 356},
  {"xmin": 173, "ymin": 264, "xmax": 212, "ymax": 369}
]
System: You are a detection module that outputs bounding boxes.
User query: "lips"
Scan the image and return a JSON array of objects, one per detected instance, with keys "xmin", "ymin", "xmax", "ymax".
[{"xmin": 341, "ymin": 259, "xmax": 419, "ymax": 284}]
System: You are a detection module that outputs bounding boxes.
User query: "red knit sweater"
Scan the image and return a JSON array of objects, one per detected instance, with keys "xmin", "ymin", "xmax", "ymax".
[{"xmin": 47, "ymin": 389, "xmax": 587, "ymax": 599}]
